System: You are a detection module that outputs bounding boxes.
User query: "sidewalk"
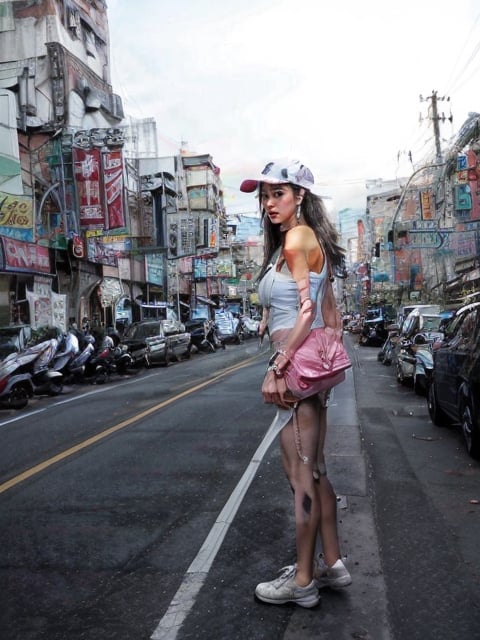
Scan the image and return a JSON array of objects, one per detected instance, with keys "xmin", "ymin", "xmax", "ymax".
[{"xmin": 284, "ymin": 364, "xmax": 392, "ymax": 639}]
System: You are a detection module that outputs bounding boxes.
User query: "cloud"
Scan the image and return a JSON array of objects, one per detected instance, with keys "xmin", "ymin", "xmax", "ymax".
[{"xmin": 108, "ymin": 0, "xmax": 480, "ymax": 210}]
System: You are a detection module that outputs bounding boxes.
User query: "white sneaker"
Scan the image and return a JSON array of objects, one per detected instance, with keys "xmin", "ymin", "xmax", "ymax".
[
  {"xmin": 255, "ymin": 565, "xmax": 320, "ymax": 608},
  {"xmin": 313, "ymin": 556, "xmax": 352, "ymax": 589}
]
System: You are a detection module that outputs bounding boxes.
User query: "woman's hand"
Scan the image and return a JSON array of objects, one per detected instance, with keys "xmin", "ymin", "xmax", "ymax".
[{"xmin": 262, "ymin": 370, "xmax": 293, "ymax": 409}]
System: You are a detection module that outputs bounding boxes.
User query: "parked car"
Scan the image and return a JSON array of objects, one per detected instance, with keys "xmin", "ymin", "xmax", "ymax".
[
  {"xmin": 359, "ymin": 308, "xmax": 388, "ymax": 346},
  {"xmin": 120, "ymin": 319, "xmax": 191, "ymax": 367},
  {"xmin": 0, "ymin": 324, "xmax": 32, "ymax": 361},
  {"xmin": 396, "ymin": 304, "xmax": 441, "ymax": 331},
  {"xmin": 428, "ymin": 301, "xmax": 480, "ymax": 460}
]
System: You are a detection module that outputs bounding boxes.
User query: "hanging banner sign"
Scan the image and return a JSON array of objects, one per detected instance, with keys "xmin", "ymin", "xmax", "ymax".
[
  {"xmin": 103, "ymin": 149, "xmax": 126, "ymax": 230},
  {"xmin": 73, "ymin": 147, "xmax": 105, "ymax": 228}
]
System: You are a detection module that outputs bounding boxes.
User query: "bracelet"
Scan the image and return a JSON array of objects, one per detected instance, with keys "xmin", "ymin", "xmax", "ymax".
[
  {"xmin": 268, "ymin": 349, "xmax": 291, "ymax": 366},
  {"xmin": 266, "ymin": 363, "xmax": 284, "ymax": 377}
]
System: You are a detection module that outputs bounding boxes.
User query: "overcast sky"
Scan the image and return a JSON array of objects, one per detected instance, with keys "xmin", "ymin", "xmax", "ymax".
[{"xmin": 107, "ymin": 0, "xmax": 480, "ymax": 214}]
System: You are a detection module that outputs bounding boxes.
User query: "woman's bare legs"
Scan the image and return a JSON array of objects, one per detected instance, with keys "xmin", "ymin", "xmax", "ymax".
[
  {"xmin": 316, "ymin": 405, "xmax": 342, "ymax": 567},
  {"xmin": 279, "ymin": 397, "xmax": 322, "ymax": 587},
  {"xmin": 280, "ymin": 397, "xmax": 343, "ymax": 587}
]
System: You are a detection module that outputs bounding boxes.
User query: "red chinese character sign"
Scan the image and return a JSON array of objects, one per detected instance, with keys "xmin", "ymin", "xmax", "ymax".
[
  {"xmin": 73, "ymin": 147, "xmax": 104, "ymax": 229},
  {"xmin": 0, "ymin": 237, "xmax": 51, "ymax": 273}
]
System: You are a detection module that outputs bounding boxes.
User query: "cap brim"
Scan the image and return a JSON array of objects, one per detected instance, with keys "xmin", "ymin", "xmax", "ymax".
[
  {"xmin": 239, "ymin": 179, "xmax": 258, "ymax": 193},
  {"xmin": 240, "ymin": 176, "xmax": 289, "ymax": 193}
]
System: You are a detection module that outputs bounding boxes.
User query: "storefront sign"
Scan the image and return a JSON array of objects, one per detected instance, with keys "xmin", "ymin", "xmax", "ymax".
[
  {"xmin": 0, "ymin": 237, "xmax": 50, "ymax": 273},
  {"xmin": 85, "ymin": 231, "xmax": 130, "ymax": 266},
  {"xmin": 0, "ymin": 191, "xmax": 34, "ymax": 241},
  {"xmin": 145, "ymin": 253, "xmax": 165, "ymax": 286},
  {"xmin": 419, "ymin": 189, "xmax": 434, "ymax": 220}
]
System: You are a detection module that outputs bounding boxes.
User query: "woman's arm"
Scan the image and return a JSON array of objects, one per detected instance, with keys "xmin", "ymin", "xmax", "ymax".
[
  {"xmin": 261, "ymin": 226, "xmax": 323, "ymax": 406},
  {"xmin": 273, "ymin": 226, "xmax": 323, "ymax": 373},
  {"xmin": 259, "ymin": 307, "xmax": 269, "ymax": 338}
]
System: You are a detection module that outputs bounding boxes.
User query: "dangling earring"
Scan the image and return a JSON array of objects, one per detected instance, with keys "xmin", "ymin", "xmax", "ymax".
[{"xmin": 296, "ymin": 204, "xmax": 301, "ymax": 221}]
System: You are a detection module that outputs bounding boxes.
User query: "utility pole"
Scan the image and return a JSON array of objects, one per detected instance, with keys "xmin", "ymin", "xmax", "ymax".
[{"xmin": 419, "ymin": 91, "xmax": 453, "ymax": 163}]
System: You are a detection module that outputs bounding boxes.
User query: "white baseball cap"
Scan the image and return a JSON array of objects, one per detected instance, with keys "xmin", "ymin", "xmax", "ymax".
[{"xmin": 240, "ymin": 158, "xmax": 314, "ymax": 193}]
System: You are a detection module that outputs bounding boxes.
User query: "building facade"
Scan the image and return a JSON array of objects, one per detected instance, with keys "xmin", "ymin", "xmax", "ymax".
[{"xmin": 0, "ymin": 1, "xmax": 231, "ymax": 332}]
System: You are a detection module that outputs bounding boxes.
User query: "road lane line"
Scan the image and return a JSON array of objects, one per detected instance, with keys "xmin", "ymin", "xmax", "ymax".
[
  {"xmin": 0, "ymin": 357, "xmax": 259, "ymax": 496},
  {"xmin": 150, "ymin": 409, "xmax": 291, "ymax": 640}
]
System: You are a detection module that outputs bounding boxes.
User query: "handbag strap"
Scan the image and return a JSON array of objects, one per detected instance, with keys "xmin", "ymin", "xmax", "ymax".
[{"xmin": 292, "ymin": 403, "xmax": 309, "ymax": 464}]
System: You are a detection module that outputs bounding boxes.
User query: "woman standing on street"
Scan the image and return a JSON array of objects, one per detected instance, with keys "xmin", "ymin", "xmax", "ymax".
[{"xmin": 240, "ymin": 159, "xmax": 351, "ymax": 608}]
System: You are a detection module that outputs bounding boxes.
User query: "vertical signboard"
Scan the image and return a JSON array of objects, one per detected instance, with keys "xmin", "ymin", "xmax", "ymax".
[
  {"xmin": 102, "ymin": 149, "xmax": 126, "ymax": 230},
  {"xmin": 73, "ymin": 147, "xmax": 104, "ymax": 228}
]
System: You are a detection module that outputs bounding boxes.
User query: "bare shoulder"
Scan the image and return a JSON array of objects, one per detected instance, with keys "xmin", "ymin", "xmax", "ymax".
[
  {"xmin": 284, "ymin": 225, "xmax": 316, "ymax": 250},
  {"xmin": 284, "ymin": 225, "xmax": 323, "ymax": 272}
]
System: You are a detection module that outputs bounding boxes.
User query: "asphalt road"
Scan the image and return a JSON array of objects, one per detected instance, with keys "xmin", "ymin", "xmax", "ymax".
[{"xmin": 0, "ymin": 334, "xmax": 479, "ymax": 640}]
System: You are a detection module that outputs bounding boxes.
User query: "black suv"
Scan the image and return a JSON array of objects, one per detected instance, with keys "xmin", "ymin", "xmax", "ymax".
[{"xmin": 428, "ymin": 301, "xmax": 480, "ymax": 459}]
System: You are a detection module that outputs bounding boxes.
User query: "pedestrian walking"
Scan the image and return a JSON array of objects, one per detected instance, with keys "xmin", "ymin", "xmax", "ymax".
[{"xmin": 240, "ymin": 159, "xmax": 351, "ymax": 608}]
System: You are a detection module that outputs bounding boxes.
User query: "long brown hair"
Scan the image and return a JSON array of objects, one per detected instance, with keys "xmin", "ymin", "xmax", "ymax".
[{"xmin": 258, "ymin": 185, "xmax": 346, "ymax": 280}]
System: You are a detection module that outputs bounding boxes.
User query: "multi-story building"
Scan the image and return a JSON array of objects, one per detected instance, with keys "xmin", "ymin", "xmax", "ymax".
[
  {"xmin": 138, "ymin": 152, "xmax": 227, "ymax": 320},
  {"xmin": 0, "ymin": 0, "xmax": 132, "ymax": 329},
  {"xmin": 0, "ymin": 1, "xmax": 228, "ymax": 331},
  {"xmin": 388, "ymin": 112, "xmax": 480, "ymax": 307}
]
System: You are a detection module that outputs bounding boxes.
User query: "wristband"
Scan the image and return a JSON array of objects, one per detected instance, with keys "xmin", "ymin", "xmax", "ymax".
[{"xmin": 266, "ymin": 362, "xmax": 284, "ymax": 377}]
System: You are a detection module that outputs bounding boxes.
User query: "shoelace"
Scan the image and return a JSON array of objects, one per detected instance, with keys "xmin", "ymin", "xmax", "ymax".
[{"xmin": 273, "ymin": 565, "xmax": 296, "ymax": 587}]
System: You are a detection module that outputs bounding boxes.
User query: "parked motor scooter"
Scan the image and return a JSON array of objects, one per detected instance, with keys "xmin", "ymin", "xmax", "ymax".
[
  {"xmin": 65, "ymin": 333, "xmax": 96, "ymax": 382},
  {"xmin": 185, "ymin": 318, "xmax": 225, "ymax": 353},
  {"xmin": 50, "ymin": 330, "xmax": 100, "ymax": 384},
  {"xmin": 396, "ymin": 332, "xmax": 437, "ymax": 394},
  {"xmin": 84, "ymin": 335, "xmax": 135, "ymax": 384},
  {"xmin": 377, "ymin": 324, "xmax": 399, "ymax": 366},
  {"xmin": 5, "ymin": 336, "xmax": 63, "ymax": 396},
  {"xmin": 240, "ymin": 314, "xmax": 260, "ymax": 338},
  {"xmin": 49, "ymin": 330, "xmax": 80, "ymax": 381},
  {"xmin": 411, "ymin": 334, "xmax": 435, "ymax": 396},
  {"xmin": 0, "ymin": 355, "xmax": 34, "ymax": 409},
  {"xmin": 214, "ymin": 310, "xmax": 244, "ymax": 344}
]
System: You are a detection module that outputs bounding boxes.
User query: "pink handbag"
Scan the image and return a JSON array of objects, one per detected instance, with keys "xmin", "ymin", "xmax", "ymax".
[
  {"xmin": 270, "ymin": 250, "xmax": 351, "ymax": 401},
  {"xmin": 284, "ymin": 326, "xmax": 351, "ymax": 400}
]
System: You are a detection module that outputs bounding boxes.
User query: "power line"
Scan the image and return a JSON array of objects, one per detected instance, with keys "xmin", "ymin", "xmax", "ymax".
[{"xmin": 444, "ymin": 11, "xmax": 480, "ymax": 94}]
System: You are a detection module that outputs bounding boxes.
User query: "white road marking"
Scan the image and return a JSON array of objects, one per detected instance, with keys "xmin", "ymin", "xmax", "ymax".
[{"xmin": 150, "ymin": 408, "xmax": 293, "ymax": 640}]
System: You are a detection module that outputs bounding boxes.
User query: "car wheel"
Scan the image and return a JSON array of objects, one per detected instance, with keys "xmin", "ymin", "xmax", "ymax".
[
  {"xmin": 460, "ymin": 395, "xmax": 480, "ymax": 460},
  {"xmin": 427, "ymin": 380, "xmax": 450, "ymax": 426}
]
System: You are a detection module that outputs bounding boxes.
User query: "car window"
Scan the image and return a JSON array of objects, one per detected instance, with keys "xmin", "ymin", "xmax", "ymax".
[
  {"xmin": 422, "ymin": 316, "xmax": 442, "ymax": 331},
  {"xmin": 144, "ymin": 324, "xmax": 160, "ymax": 337},
  {"xmin": 449, "ymin": 309, "xmax": 478, "ymax": 348}
]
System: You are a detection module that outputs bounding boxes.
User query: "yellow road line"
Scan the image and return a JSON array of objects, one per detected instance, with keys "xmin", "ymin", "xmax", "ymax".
[{"xmin": 0, "ymin": 356, "xmax": 259, "ymax": 496}]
